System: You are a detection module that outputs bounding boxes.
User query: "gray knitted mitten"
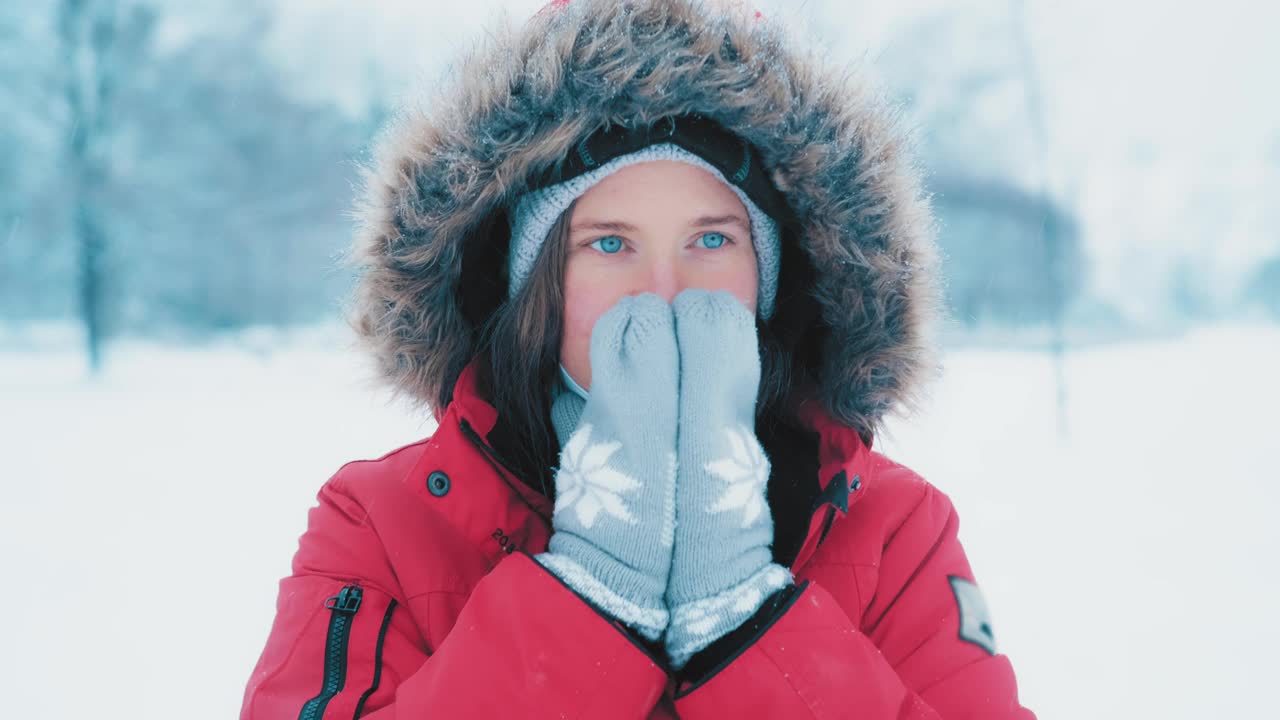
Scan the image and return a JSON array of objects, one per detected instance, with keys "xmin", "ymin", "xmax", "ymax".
[
  {"xmin": 535, "ymin": 293, "xmax": 679, "ymax": 641},
  {"xmin": 664, "ymin": 289, "xmax": 794, "ymax": 669}
]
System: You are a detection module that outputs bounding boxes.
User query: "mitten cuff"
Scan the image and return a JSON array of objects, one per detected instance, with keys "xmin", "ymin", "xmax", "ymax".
[
  {"xmin": 665, "ymin": 563, "xmax": 793, "ymax": 669},
  {"xmin": 536, "ymin": 552, "xmax": 670, "ymax": 641}
]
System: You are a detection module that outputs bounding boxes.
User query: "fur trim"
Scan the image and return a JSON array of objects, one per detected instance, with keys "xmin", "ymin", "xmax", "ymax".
[{"xmin": 346, "ymin": 0, "xmax": 943, "ymax": 440}]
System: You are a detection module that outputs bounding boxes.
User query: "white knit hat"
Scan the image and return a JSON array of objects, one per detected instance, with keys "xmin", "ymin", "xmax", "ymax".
[{"xmin": 507, "ymin": 142, "xmax": 781, "ymax": 318}]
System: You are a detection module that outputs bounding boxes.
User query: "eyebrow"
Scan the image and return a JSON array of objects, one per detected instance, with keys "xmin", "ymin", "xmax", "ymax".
[{"xmin": 569, "ymin": 214, "xmax": 749, "ymax": 233}]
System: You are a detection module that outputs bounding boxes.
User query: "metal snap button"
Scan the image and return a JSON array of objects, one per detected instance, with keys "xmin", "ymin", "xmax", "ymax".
[{"xmin": 426, "ymin": 470, "xmax": 451, "ymax": 497}]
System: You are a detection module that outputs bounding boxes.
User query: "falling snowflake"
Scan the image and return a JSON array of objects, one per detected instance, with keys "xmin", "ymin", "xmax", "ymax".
[
  {"xmin": 554, "ymin": 424, "xmax": 641, "ymax": 528},
  {"xmin": 705, "ymin": 425, "xmax": 770, "ymax": 528}
]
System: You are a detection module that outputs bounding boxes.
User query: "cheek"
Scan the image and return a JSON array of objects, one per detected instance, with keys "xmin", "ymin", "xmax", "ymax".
[
  {"xmin": 696, "ymin": 247, "xmax": 759, "ymax": 314},
  {"xmin": 560, "ymin": 265, "xmax": 627, "ymax": 389},
  {"xmin": 726, "ymin": 262, "xmax": 759, "ymax": 314}
]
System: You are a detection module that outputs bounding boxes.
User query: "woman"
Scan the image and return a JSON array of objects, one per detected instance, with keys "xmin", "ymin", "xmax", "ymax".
[{"xmin": 240, "ymin": 0, "xmax": 1036, "ymax": 717}]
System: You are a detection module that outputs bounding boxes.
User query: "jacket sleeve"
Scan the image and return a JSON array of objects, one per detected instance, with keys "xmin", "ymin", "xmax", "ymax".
[
  {"xmin": 672, "ymin": 484, "xmax": 1036, "ymax": 720},
  {"xmin": 240, "ymin": 478, "xmax": 669, "ymax": 719}
]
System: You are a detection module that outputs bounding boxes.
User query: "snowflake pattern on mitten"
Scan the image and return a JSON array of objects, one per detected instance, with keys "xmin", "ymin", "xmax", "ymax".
[
  {"xmin": 554, "ymin": 424, "xmax": 640, "ymax": 528},
  {"xmin": 705, "ymin": 425, "xmax": 771, "ymax": 528}
]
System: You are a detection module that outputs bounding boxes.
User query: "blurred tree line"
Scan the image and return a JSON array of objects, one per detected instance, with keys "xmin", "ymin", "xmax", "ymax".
[
  {"xmin": 0, "ymin": 0, "xmax": 387, "ymax": 363},
  {"xmin": 874, "ymin": 4, "xmax": 1085, "ymax": 337},
  {"xmin": 868, "ymin": 2, "xmax": 1279, "ymax": 335}
]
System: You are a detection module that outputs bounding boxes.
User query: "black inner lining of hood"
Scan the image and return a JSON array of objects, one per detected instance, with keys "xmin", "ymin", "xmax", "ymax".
[
  {"xmin": 756, "ymin": 409, "xmax": 824, "ymax": 568},
  {"xmin": 457, "ymin": 205, "xmax": 512, "ymax": 334},
  {"xmin": 529, "ymin": 113, "xmax": 797, "ymax": 230}
]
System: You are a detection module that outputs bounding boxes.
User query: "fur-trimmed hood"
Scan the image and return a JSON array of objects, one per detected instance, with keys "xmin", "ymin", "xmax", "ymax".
[{"xmin": 346, "ymin": 0, "xmax": 942, "ymax": 442}]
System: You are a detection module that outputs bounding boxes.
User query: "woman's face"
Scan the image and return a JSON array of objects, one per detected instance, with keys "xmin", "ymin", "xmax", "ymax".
[{"xmin": 560, "ymin": 160, "xmax": 759, "ymax": 390}]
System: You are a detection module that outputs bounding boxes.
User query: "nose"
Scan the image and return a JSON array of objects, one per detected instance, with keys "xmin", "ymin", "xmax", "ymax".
[{"xmin": 645, "ymin": 255, "xmax": 684, "ymax": 303}]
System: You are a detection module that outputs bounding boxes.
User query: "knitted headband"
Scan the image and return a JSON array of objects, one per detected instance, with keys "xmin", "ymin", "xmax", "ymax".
[{"xmin": 506, "ymin": 115, "xmax": 787, "ymax": 318}]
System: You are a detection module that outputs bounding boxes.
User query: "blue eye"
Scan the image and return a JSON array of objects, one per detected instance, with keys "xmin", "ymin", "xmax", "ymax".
[
  {"xmin": 590, "ymin": 236, "xmax": 624, "ymax": 254},
  {"xmin": 697, "ymin": 232, "xmax": 727, "ymax": 249}
]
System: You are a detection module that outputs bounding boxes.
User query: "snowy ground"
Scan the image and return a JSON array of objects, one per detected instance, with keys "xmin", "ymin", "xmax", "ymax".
[{"xmin": 2, "ymin": 323, "xmax": 1276, "ymax": 719}]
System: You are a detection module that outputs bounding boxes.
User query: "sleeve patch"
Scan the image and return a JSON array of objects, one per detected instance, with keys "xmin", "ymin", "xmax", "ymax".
[{"xmin": 947, "ymin": 576, "xmax": 997, "ymax": 655}]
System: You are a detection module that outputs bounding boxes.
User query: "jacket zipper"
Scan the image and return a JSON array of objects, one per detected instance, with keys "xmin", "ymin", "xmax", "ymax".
[
  {"xmin": 298, "ymin": 585, "xmax": 363, "ymax": 720},
  {"xmin": 351, "ymin": 599, "xmax": 398, "ymax": 719}
]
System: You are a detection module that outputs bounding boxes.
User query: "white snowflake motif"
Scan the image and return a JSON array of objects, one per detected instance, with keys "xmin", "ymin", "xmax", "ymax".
[
  {"xmin": 705, "ymin": 425, "xmax": 770, "ymax": 528},
  {"xmin": 554, "ymin": 424, "xmax": 641, "ymax": 528}
]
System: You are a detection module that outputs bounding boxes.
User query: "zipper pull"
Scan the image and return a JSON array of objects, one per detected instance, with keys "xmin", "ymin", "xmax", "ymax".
[{"xmin": 324, "ymin": 585, "xmax": 363, "ymax": 614}]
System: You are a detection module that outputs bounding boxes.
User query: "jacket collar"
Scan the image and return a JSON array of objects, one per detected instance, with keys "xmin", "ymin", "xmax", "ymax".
[
  {"xmin": 445, "ymin": 359, "xmax": 872, "ymax": 572},
  {"xmin": 788, "ymin": 398, "xmax": 872, "ymax": 571},
  {"xmin": 448, "ymin": 361, "xmax": 500, "ymax": 438}
]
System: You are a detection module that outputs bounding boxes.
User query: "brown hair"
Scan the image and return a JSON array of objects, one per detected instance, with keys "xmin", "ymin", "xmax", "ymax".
[{"xmin": 476, "ymin": 200, "xmax": 817, "ymax": 497}]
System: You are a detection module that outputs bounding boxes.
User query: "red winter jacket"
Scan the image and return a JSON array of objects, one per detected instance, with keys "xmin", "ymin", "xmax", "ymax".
[{"xmin": 239, "ymin": 362, "xmax": 1034, "ymax": 719}]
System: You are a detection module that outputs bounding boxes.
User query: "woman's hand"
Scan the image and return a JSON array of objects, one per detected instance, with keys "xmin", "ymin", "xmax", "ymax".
[
  {"xmin": 663, "ymin": 288, "xmax": 793, "ymax": 669},
  {"xmin": 535, "ymin": 293, "xmax": 679, "ymax": 642}
]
